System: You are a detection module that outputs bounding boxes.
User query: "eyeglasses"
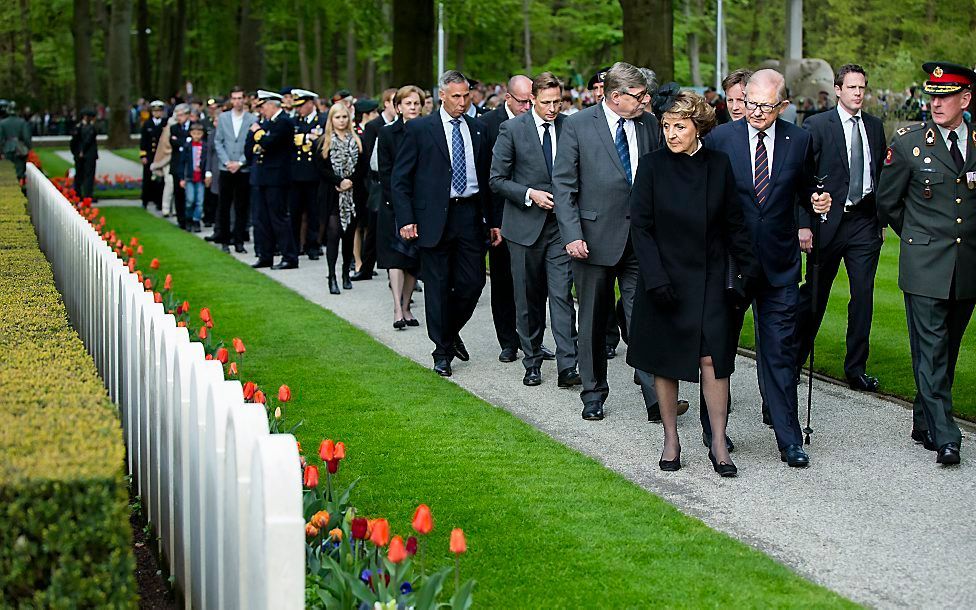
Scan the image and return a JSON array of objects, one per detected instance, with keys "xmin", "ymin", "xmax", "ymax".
[
  {"xmin": 617, "ymin": 89, "xmax": 648, "ymax": 102},
  {"xmin": 744, "ymin": 99, "xmax": 784, "ymax": 114},
  {"xmin": 507, "ymin": 93, "xmax": 532, "ymax": 106}
]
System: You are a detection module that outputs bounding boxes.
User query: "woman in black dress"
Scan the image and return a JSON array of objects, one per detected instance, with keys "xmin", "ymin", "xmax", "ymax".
[
  {"xmin": 627, "ymin": 91, "xmax": 759, "ymax": 477},
  {"xmin": 314, "ymin": 103, "xmax": 362, "ymax": 294},
  {"xmin": 377, "ymin": 86, "xmax": 424, "ymax": 329}
]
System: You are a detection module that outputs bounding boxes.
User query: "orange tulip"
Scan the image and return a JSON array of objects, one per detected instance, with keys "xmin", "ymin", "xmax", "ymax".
[
  {"xmin": 127, "ymin": 258, "xmax": 137, "ymax": 272},
  {"xmin": 242, "ymin": 381, "xmax": 256, "ymax": 400},
  {"xmin": 450, "ymin": 528, "xmax": 467, "ymax": 554},
  {"xmin": 278, "ymin": 384, "xmax": 291, "ymax": 402},
  {"xmin": 153, "ymin": 292, "xmax": 162, "ymax": 303},
  {"xmin": 198, "ymin": 325, "xmax": 208, "ymax": 340},
  {"xmin": 370, "ymin": 518, "xmax": 390, "ymax": 547},
  {"xmin": 136, "ymin": 271, "xmax": 143, "ymax": 283},
  {"xmin": 150, "ymin": 258, "xmax": 160, "ymax": 269},
  {"xmin": 232, "ymin": 337, "xmax": 246, "ymax": 354},
  {"xmin": 136, "ymin": 245, "xmax": 144, "ymax": 254},
  {"xmin": 200, "ymin": 307, "xmax": 212, "ymax": 323},
  {"xmin": 305, "ymin": 523, "xmax": 319, "ymax": 538},
  {"xmin": 253, "ymin": 390, "xmax": 266, "ymax": 404},
  {"xmin": 387, "ymin": 536, "xmax": 408, "ymax": 563},
  {"xmin": 129, "ymin": 236, "xmax": 138, "ymax": 246},
  {"xmin": 334, "ymin": 441, "xmax": 345, "ymax": 459},
  {"xmin": 228, "ymin": 362, "xmax": 238, "ymax": 375},
  {"xmin": 205, "ymin": 353, "xmax": 214, "ymax": 360},
  {"xmin": 144, "ymin": 278, "xmax": 152, "ymax": 290},
  {"xmin": 181, "ymin": 300, "xmax": 190, "ymax": 314},
  {"xmin": 163, "ymin": 274, "xmax": 172, "ymax": 290},
  {"xmin": 303, "ymin": 465, "xmax": 319, "ymax": 488},
  {"xmin": 177, "ymin": 321, "xmax": 186, "ymax": 327},
  {"xmin": 311, "ymin": 510, "xmax": 330, "ymax": 529},
  {"xmin": 215, "ymin": 347, "xmax": 229, "ymax": 364},
  {"xmin": 329, "ymin": 528, "xmax": 343, "ymax": 541},
  {"xmin": 319, "ymin": 439, "xmax": 335, "ymax": 461},
  {"xmin": 412, "ymin": 504, "xmax": 433, "ymax": 535}
]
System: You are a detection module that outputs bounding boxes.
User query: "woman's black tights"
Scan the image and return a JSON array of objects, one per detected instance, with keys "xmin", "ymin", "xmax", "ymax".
[{"xmin": 325, "ymin": 213, "xmax": 356, "ymax": 278}]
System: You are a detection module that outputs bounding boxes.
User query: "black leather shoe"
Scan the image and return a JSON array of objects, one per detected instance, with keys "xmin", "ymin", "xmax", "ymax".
[
  {"xmin": 848, "ymin": 373, "xmax": 880, "ymax": 392},
  {"xmin": 541, "ymin": 345, "xmax": 556, "ymax": 361},
  {"xmin": 342, "ymin": 274, "xmax": 353, "ymax": 289},
  {"xmin": 273, "ymin": 260, "xmax": 299, "ymax": 270},
  {"xmin": 433, "ymin": 360, "xmax": 452, "ymax": 377},
  {"xmin": 582, "ymin": 400, "xmax": 604, "ymax": 421},
  {"xmin": 328, "ymin": 277, "xmax": 340, "ymax": 294},
  {"xmin": 235, "ymin": 244, "xmax": 246, "ymax": 253},
  {"xmin": 498, "ymin": 347, "xmax": 518, "ymax": 363},
  {"xmin": 557, "ymin": 368, "xmax": 582, "ymax": 388},
  {"xmin": 605, "ymin": 346, "xmax": 617, "ymax": 360},
  {"xmin": 204, "ymin": 233, "xmax": 219, "ymax": 242},
  {"xmin": 702, "ymin": 433, "xmax": 735, "ymax": 453},
  {"xmin": 221, "ymin": 244, "xmax": 230, "ymax": 253},
  {"xmin": 911, "ymin": 428, "xmax": 937, "ymax": 451},
  {"xmin": 349, "ymin": 269, "xmax": 373, "ymax": 281},
  {"xmin": 937, "ymin": 442, "xmax": 961, "ymax": 465},
  {"xmin": 708, "ymin": 450, "xmax": 738, "ymax": 477},
  {"xmin": 307, "ymin": 251, "xmax": 320, "ymax": 261},
  {"xmin": 523, "ymin": 367, "xmax": 542, "ymax": 386},
  {"xmin": 251, "ymin": 259, "xmax": 273, "ymax": 269},
  {"xmin": 453, "ymin": 338, "xmax": 470, "ymax": 362},
  {"xmin": 646, "ymin": 402, "xmax": 661, "ymax": 422},
  {"xmin": 780, "ymin": 444, "xmax": 810, "ymax": 467},
  {"xmin": 659, "ymin": 448, "xmax": 681, "ymax": 472}
]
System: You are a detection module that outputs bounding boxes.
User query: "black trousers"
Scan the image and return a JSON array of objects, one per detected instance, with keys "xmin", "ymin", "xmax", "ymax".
[
  {"xmin": 172, "ymin": 176, "xmax": 187, "ymax": 228},
  {"xmin": 289, "ymin": 180, "xmax": 321, "ymax": 253},
  {"xmin": 216, "ymin": 170, "xmax": 251, "ymax": 245},
  {"xmin": 75, "ymin": 156, "xmax": 96, "ymax": 199},
  {"xmin": 418, "ymin": 199, "xmax": 486, "ymax": 361},
  {"xmin": 203, "ymin": 188, "xmax": 218, "ymax": 225},
  {"xmin": 488, "ymin": 240, "xmax": 519, "ymax": 351},
  {"xmin": 795, "ymin": 213, "xmax": 883, "ymax": 378},
  {"xmin": 253, "ymin": 185, "xmax": 298, "ymax": 264},
  {"xmin": 358, "ymin": 176, "xmax": 382, "ymax": 274},
  {"xmin": 141, "ymin": 163, "xmax": 163, "ymax": 207}
]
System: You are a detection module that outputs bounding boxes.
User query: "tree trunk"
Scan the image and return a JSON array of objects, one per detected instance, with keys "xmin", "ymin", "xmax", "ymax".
[
  {"xmin": 162, "ymin": 0, "xmax": 187, "ymax": 98},
  {"xmin": 345, "ymin": 24, "xmax": 357, "ymax": 93},
  {"xmin": 312, "ymin": 14, "xmax": 323, "ymax": 92},
  {"xmin": 73, "ymin": 0, "xmax": 95, "ymax": 109},
  {"xmin": 20, "ymin": 0, "xmax": 39, "ymax": 96},
  {"xmin": 685, "ymin": 0, "xmax": 701, "ymax": 86},
  {"xmin": 454, "ymin": 34, "xmax": 465, "ymax": 72},
  {"xmin": 238, "ymin": 0, "xmax": 264, "ymax": 91},
  {"xmin": 522, "ymin": 0, "xmax": 532, "ymax": 73},
  {"xmin": 297, "ymin": 3, "xmax": 310, "ymax": 87},
  {"xmin": 107, "ymin": 0, "xmax": 133, "ymax": 148},
  {"xmin": 620, "ymin": 0, "xmax": 673, "ymax": 83},
  {"xmin": 330, "ymin": 31, "xmax": 340, "ymax": 91},
  {"xmin": 136, "ymin": 0, "xmax": 151, "ymax": 97},
  {"xmin": 392, "ymin": 0, "xmax": 434, "ymax": 88},
  {"xmin": 365, "ymin": 57, "xmax": 376, "ymax": 96}
]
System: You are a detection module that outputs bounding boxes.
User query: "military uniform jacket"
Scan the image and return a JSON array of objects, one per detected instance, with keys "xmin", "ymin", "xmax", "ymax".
[
  {"xmin": 250, "ymin": 110, "xmax": 295, "ymax": 187},
  {"xmin": 291, "ymin": 111, "xmax": 326, "ymax": 183},
  {"xmin": 877, "ymin": 121, "xmax": 976, "ymax": 299},
  {"xmin": 140, "ymin": 118, "xmax": 164, "ymax": 162}
]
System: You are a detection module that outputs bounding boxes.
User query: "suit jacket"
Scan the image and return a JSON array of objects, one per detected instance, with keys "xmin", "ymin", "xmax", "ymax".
[
  {"xmin": 70, "ymin": 121, "xmax": 98, "ymax": 160},
  {"xmin": 214, "ymin": 110, "xmax": 257, "ymax": 173},
  {"xmin": 877, "ymin": 121, "xmax": 976, "ymax": 299},
  {"xmin": 489, "ymin": 111, "xmax": 564, "ymax": 246},
  {"xmin": 481, "ymin": 105, "xmax": 515, "ymax": 227},
  {"xmin": 390, "ymin": 111, "xmax": 492, "ymax": 248},
  {"xmin": 377, "ymin": 119, "xmax": 406, "ymax": 206},
  {"xmin": 552, "ymin": 104, "xmax": 662, "ymax": 266},
  {"xmin": 799, "ymin": 108, "xmax": 886, "ymax": 247},
  {"xmin": 177, "ymin": 138, "xmax": 211, "ymax": 181},
  {"xmin": 251, "ymin": 111, "xmax": 295, "ymax": 187},
  {"xmin": 704, "ymin": 118, "xmax": 817, "ymax": 286},
  {"xmin": 168, "ymin": 121, "xmax": 190, "ymax": 177}
]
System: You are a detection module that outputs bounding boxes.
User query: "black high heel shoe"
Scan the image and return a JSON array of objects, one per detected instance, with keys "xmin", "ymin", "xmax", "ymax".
[
  {"xmin": 708, "ymin": 450, "xmax": 738, "ymax": 478},
  {"xmin": 404, "ymin": 317, "xmax": 420, "ymax": 327},
  {"xmin": 393, "ymin": 319, "xmax": 407, "ymax": 330},
  {"xmin": 658, "ymin": 447, "xmax": 681, "ymax": 472}
]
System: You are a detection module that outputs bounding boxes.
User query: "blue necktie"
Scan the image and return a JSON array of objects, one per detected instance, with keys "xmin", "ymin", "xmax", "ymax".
[
  {"xmin": 542, "ymin": 123, "xmax": 553, "ymax": 178},
  {"xmin": 754, "ymin": 131, "xmax": 769, "ymax": 206},
  {"xmin": 615, "ymin": 117, "xmax": 631, "ymax": 185},
  {"xmin": 450, "ymin": 119, "xmax": 466, "ymax": 196}
]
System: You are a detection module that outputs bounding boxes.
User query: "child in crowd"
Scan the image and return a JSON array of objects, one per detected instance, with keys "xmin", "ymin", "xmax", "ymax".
[{"xmin": 178, "ymin": 121, "xmax": 211, "ymax": 232}]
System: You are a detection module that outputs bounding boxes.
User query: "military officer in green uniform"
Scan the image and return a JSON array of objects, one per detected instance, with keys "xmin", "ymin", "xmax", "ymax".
[
  {"xmin": 877, "ymin": 62, "xmax": 976, "ymax": 466},
  {"xmin": 0, "ymin": 99, "xmax": 32, "ymax": 190}
]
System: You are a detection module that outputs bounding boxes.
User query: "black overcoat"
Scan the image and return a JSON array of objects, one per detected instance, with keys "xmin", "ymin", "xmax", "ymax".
[{"xmin": 626, "ymin": 146, "xmax": 759, "ymax": 382}]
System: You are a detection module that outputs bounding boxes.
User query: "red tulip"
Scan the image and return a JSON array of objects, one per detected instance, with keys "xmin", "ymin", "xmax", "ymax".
[
  {"xmin": 387, "ymin": 536, "xmax": 407, "ymax": 563},
  {"xmin": 326, "ymin": 459, "xmax": 340, "ymax": 474},
  {"xmin": 150, "ymin": 258, "xmax": 160, "ymax": 269},
  {"xmin": 215, "ymin": 347, "xmax": 229, "ymax": 364},
  {"xmin": 406, "ymin": 536, "xmax": 418, "ymax": 556},
  {"xmin": 253, "ymin": 390, "xmax": 266, "ymax": 404},
  {"xmin": 412, "ymin": 504, "xmax": 433, "ymax": 535},
  {"xmin": 198, "ymin": 325, "xmax": 208, "ymax": 340},
  {"xmin": 450, "ymin": 528, "xmax": 467, "ymax": 554},
  {"xmin": 232, "ymin": 337, "xmax": 245, "ymax": 354},
  {"xmin": 200, "ymin": 307, "xmax": 212, "ymax": 324},
  {"xmin": 319, "ymin": 439, "xmax": 335, "ymax": 461},
  {"xmin": 153, "ymin": 292, "xmax": 162, "ymax": 303},
  {"xmin": 181, "ymin": 300, "xmax": 189, "ymax": 314},
  {"xmin": 127, "ymin": 259, "xmax": 137, "ymax": 272},
  {"xmin": 303, "ymin": 465, "xmax": 319, "ymax": 488},
  {"xmin": 205, "ymin": 353, "xmax": 214, "ymax": 360},
  {"xmin": 163, "ymin": 274, "xmax": 172, "ymax": 290},
  {"xmin": 129, "ymin": 236, "xmax": 138, "ymax": 246},
  {"xmin": 351, "ymin": 517, "xmax": 368, "ymax": 540},
  {"xmin": 228, "ymin": 362, "xmax": 238, "ymax": 375},
  {"xmin": 370, "ymin": 518, "xmax": 390, "ymax": 547},
  {"xmin": 334, "ymin": 441, "xmax": 345, "ymax": 459},
  {"xmin": 242, "ymin": 381, "xmax": 256, "ymax": 400},
  {"xmin": 278, "ymin": 384, "xmax": 291, "ymax": 402},
  {"xmin": 136, "ymin": 245, "xmax": 144, "ymax": 254},
  {"xmin": 144, "ymin": 278, "xmax": 152, "ymax": 290}
]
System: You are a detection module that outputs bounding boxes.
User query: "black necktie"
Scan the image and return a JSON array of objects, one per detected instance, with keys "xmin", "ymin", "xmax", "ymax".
[
  {"xmin": 542, "ymin": 123, "xmax": 553, "ymax": 178},
  {"xmin": 948, "ymin": 130, "xmax": 964, "ymax": 172}
]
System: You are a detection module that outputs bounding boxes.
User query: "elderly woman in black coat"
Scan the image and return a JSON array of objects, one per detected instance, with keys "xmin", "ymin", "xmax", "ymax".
[{"xmin": 627, "ymin": 90, "xmax": 759, "ymax": 477}]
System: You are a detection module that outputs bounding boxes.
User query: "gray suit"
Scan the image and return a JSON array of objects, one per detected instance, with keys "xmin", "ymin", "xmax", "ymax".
[
  {"xmin": 213, "ymin": 110, "xmax": 258, "ymax": 245},
  {"xmin": 490, "ymin": 111, "xmax": 577, "ymax": 372},
  {"xmin": 214, "ymin": 110, "xmax": 258, "ymax": 171},
  {"xmin": 553, "ymin": 103, "xmax": 662, "ymax": 408}
]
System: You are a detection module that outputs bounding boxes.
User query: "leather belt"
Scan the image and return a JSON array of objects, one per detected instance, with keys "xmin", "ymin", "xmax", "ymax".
[{"xmin": 450, "ymin": 195, "xmax": 477, "ymax": 205}]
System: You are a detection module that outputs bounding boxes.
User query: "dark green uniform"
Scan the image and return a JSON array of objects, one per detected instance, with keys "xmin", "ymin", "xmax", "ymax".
[
  {"xmin": 876, "ymin": 120, "xmax": 976, "ymax": 450},
  {"xmin": 0, "ymin": 113, "xmax": 32, "ymax": 182}
]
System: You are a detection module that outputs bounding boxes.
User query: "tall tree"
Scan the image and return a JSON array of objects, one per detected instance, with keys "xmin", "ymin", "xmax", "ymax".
[
  {"xmin": 297, "ymin": 3, "xmax": 311, "ymax": 87},
  {"xmin": 20, "ymin": 0, "xmax": 39, "ymax": 96},
  {"xmin": 312, "ymin": 13, "xmax": 323, "ymax": 92},
  {"xmin": 345, "ymin": 23, "xmax": 357, "ymax": 92},
  {"xmin": 392, "ymin": 0, "xmax": 434, "ymax": 88},
  {"xmin": 72, "ymin": 0, "xmax": 94, "ymax": 109},
  {"xmin": 238, "ymin": 0, "xmax": 264, "ymax": 90},
  {"xmin": 620, "ymin": 0, "xmax": 674, "ymax": 82},
  {"xmin": 107, "ymin": 0, "xmax": 133, "ymax": 147},
  {"xmin": 136, "ymin": 0, "xmax": 151, "ymax": 97}
]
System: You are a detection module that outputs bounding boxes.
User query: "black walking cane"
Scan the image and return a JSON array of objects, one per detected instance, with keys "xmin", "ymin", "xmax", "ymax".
[{"xmin": 804, "ymin": 175, "xmax": 828, "ymax": 445}]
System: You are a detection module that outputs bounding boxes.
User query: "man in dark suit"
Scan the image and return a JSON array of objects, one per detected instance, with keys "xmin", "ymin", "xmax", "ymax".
[
  {"xmin": 490, "ymin": 72, "xmax": 580, "ymax": 388},
  {"xmin": 553, "ymin": 62, "xmax": 663, "ymax": 422},
  {"xmin": 288, "ymin": 88, "xmax": 325, "ymax": 259},
  {"xmin": 795, "ymin": 64, "xmax": 887, "ymax": 393},
  {"xmin": 704, "ymin": 69, "xmax": 831, "ymax": 467},
  {"xmin": 70, "ymin": 108, "xmax": 99, "ymax": 200},
  {"xmin": 392, "ymin": 70, "xmax": 498, "ymax": 377},
  {"xmin": 481, "ymin": 74, "xmax": 532, "ymax": 363},
  {"xmin": 249, "ymin": 89, "xmax": 299, "ymax": 270},
  {"xmin": 168, "ymin": 103, "xmax": 191, "ymax": 228},
  {"xmin": 139, "ymin": 100, "xmax": 166, "ymax": 209},
  {"xmin": 352, "ymin": 88, "xmax": 399, "ymax": 281},
  {"xmin": 877, "ymin": 61, "xmax": 976, "ymax": 465}
]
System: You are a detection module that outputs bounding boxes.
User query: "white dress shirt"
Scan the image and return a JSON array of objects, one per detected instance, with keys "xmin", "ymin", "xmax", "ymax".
[
  {"xmin": 747, "ymin": 121, "xmax": 777, "ymax": 175},
  {"xmin": 440, "ymin": 106, "xmax": 479, "ymax": 197},
  {"xmin": 524, "ymin": 110, "xmax": 558, "ymax": 206},
  {"xmin": 602, "ymin": 101, "xmax": 639, "ymax": 182},
  {"xmin": 369, "ymin": 112, "xmax": 397, "ymax": 172},
  {"xmin": 937, "ymin": 122, "xmax": 969, "ymax": 160},
  {"xmin": 231, "ymin": 110, "xmax": 244, "ymax": 138},
  {"xmin": 836, "ymin": 105, "xmax": 873, "ymax": 203}
]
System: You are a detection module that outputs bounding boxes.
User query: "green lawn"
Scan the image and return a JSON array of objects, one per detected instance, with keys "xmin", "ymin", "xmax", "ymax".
[
  {"xmin": 740, "ymin": 233, "xmax": 976, "ymax": 420},
  {"xmin": 100, "ymin": 207, "xmax": 851, "ymax": 608},
  {"xmin": 111, "ymin": 147, "xmax": 142, "ymax": 164},
  {"xmin": 34, "ymin": 149, "xmax": 141, "ymax": 200}
]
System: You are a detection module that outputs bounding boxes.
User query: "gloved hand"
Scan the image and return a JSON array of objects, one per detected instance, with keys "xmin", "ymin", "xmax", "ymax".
[{"xmin": 649, "ymin": 284, "xmax": 678, "ymax": 308}]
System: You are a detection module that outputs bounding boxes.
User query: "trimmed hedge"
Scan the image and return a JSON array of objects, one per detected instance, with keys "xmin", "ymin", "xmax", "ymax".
[{"xmin": 0, "ymin": 166, "xmax": 137, "ymax": 608}]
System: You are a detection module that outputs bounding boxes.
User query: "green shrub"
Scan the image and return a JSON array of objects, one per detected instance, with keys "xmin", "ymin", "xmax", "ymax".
[{"xmin": 0, "ymin": 167, "xmax": 137, "ymax": 608}]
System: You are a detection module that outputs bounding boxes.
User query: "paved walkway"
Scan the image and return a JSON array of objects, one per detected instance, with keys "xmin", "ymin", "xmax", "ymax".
[
  {"xmin": 113, "ymin": 202, "xmax": 976, "ymax": 608},
  {"xmin": 56, "ymin": 150, "xmax": 143, "ymax": 178}
]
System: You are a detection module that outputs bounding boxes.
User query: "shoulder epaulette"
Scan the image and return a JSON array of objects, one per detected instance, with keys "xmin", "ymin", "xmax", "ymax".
[{"xmin": 896, "ymin": 122, "xmax": 926, "ymax": 137}]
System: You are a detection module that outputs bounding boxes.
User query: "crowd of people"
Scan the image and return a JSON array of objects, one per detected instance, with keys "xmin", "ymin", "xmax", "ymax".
[{"xmin": 127, "ymin": 58, "xmax": 975, "ymax": 477}]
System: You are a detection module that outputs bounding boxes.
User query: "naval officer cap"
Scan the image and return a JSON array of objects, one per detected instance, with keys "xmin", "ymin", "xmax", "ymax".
[
  {"xmin": 149, "ymin": 100, "xmax": 165, "ymax": 109},
  {"xmin": 255, "ymin": 89, "xmax": 284, "ymax": 105},
  {"xmin": 291, "ymin": 88, "xmax": 319, "ymax": 104},
  {"xmin": 921, "ymin": 61, "xmax": 976, "ymax": 96}
]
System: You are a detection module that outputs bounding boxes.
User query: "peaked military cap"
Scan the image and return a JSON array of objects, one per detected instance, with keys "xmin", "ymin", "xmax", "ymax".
[
  {"xmin": 587, "ymin": 66, "xmax": 611, "ymax": 90},
  {"xmin": 291, "ymin": 88, "xmax": 319, "ymax": 104},
  {"xmin": 255, "ymin": 89, "xmax": 284, "ymax": 105},
  {"xmin": 149, "ymin": 100, "xmax": 165, "ymax": 108},
  {"xmin": 921, "ymin": 61, "xmax": 976, "ymax": 96}
]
